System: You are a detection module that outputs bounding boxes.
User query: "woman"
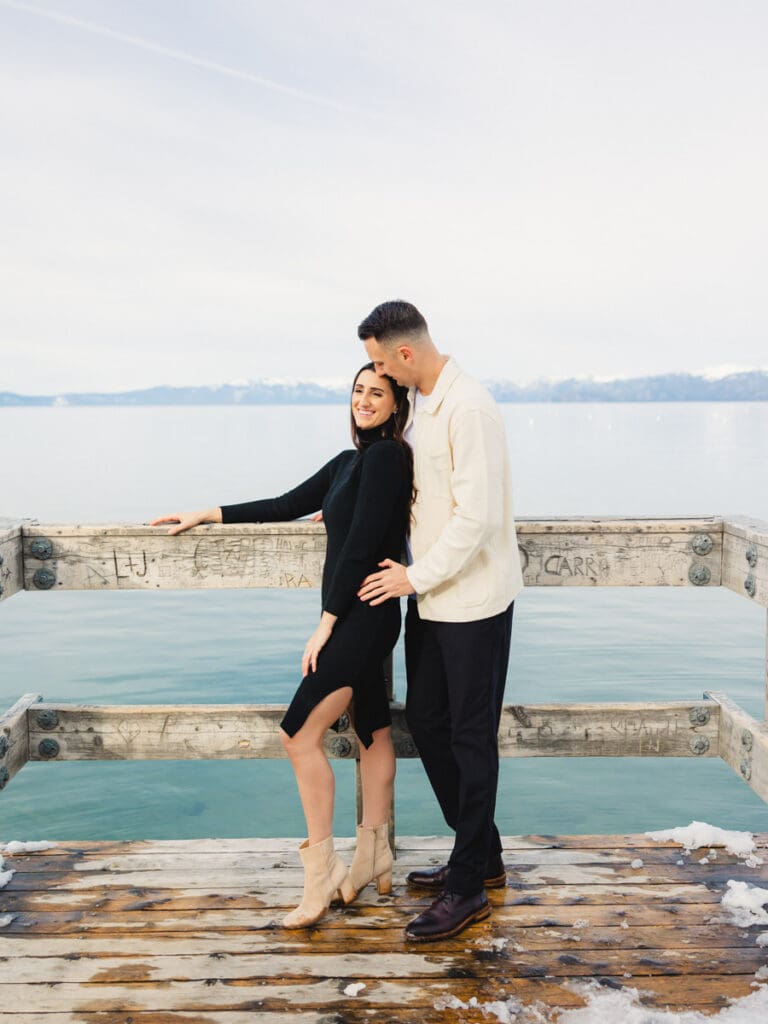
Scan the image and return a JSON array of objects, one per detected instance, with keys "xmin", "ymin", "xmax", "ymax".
[{"xmin": 151, "ymin": 364, "xmax": 413, "ymax": 928}]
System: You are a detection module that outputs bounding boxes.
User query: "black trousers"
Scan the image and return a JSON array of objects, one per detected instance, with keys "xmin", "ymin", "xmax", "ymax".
[{"xmin": 404, "ymin": 599, "xmax": 514, "ymax": 896}]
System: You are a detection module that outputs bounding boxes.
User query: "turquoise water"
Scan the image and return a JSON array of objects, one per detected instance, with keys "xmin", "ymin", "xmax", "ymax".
[{"xmin": 1, "ymin": 403, "xmax": 767, "ymax": 840}]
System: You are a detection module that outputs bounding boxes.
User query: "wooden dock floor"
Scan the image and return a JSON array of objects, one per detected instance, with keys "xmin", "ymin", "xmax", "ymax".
[{"xmin": 1, "ymin": 833, "xmax": 768, "ymax": 1022}]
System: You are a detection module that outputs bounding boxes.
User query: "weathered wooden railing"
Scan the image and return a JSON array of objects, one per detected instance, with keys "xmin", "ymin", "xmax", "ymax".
[{"xmin": 1, "ymin": 515, "xmax": 767, "ymax": 826}]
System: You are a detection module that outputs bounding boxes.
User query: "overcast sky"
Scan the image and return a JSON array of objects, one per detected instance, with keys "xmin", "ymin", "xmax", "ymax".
[{"xmin": 1, "ymin": 0, "xmax": 766, "ymax": 393}]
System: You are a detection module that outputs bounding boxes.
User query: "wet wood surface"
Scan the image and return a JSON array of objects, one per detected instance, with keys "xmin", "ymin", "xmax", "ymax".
[{"xmin": 1, "ymin": 833, "xmax": 767, "ymax": 1020}]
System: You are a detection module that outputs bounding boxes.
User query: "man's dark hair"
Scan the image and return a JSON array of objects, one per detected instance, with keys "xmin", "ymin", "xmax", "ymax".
[{"xmin": 357, "ymin": 300, "xmax": 428, "ymax": 343}]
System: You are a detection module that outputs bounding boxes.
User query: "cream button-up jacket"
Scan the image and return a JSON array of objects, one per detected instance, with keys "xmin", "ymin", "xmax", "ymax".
[{"xmin": 405, "ymin": 358, "xmax": 524, "ymax": 622}]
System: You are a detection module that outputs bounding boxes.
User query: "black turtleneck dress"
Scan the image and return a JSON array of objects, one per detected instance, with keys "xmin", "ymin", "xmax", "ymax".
[{"xmin": 220, "ymin": 430, "xmax": 410, "ymax": 748}]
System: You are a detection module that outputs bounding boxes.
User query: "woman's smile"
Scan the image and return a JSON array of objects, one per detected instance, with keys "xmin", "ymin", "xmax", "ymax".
[{"xmin": 352, "ymin": 368, "xmax": 397, "ymax": 431}]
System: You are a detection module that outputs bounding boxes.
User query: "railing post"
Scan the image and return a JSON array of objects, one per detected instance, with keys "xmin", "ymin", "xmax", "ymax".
[
  {"xmin": 0, "ymin": 693, "xmax": 42, "ymax": 791},
  {"xmin": 0, "ymin": 519, "xmax": 26, "ymax": 604},
  {"xmin": 765, "ymin": 610, "xmax": 768, "ymax": 723}
]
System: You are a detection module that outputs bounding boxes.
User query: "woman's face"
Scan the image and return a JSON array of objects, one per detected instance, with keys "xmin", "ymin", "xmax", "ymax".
[{"xmin": 351, "ymin": 368, "xmax": 397, "ymax": 431}]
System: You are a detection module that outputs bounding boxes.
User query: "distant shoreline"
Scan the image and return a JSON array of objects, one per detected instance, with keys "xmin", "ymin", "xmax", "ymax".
[{"xmin": 2, "ymin": 369, "xmax": 768, "ymax": 405}]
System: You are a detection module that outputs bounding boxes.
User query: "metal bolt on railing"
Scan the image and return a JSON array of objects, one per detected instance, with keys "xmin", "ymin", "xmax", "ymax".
[
  {"xmin": 691, "ymin": 534, "xmax": 713, "ymax": 556},
  {"xmin": 29, "ymin": 538, "xmax": 53, "ymax": 560},
  {"xmin": 689, "ymin": 707, "xmax": 710, "ymax": 726},
  {"xmin": 35, "ymin": 709, "xmax": 59, "ymax": 730},
  {"xmin": 689, "ymin": 565, "xmax": 712, "ymax": 586},
  {"xmin": 38, "ymin": 738, "xmax": 60, "ymax": 759},
  {"xmin": 33, "ymin": 568, "xmax": 56, "ymax": 590}
]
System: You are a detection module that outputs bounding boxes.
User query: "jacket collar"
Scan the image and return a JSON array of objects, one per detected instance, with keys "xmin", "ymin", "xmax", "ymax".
[{"xmin": 407, "ymin": 357, "xmax": 460, "ymax": 427}]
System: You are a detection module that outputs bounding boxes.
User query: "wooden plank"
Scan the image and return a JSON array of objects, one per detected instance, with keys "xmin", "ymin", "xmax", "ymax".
[
  {"xmin": 5, "ymin": 843, "xmax": 751, "ymax": 873},
  {"xmin": 0, "ymin": 883, "xmax": 729, "ymax": 916},
  {"xmin": 4, "ymin": 831, "xmax": 763, "ymax": 854},
  {"xmin": 0, "ymin": 693, "xmax": 41, "ymax": 792},
  {"xmin": 22, "ymin": 517, "xmax": 724, "ymax": 592},
  {"xmin": 7, "ymin": 863, "xmax": 763, "ymax": 895},
  {"xmin": 1, "ymin": 909, "xmax": 765, "ymax": 937},
  {"xmin": 3, "ymin": 935, "xmax": 768, "ymax": 987},
  {"xmin": 25, "ymin": 703, "xmax": 360, "ymax": 761},
  {"xmin": 0, "ymin": 980, "xmax": 762, "ymax": 1022},
  {"xmin": 0, "ymin": 1011, "xmax": 372, "ymax": 1019},
  {"xmin": 705, "ymin": 690, "xmax": 768, "ymax": 804},
  {"xmin": 0, "ymin": 979, "xmax": 762, "ymax": 1024},
  {"xmin": 1, "ymin": 964, "xmax": 766, "ymax": 1015},
  {"xmin": 0, "ymin": 978, "xmax": 575, "ymax": 1015},
  {"xmin": 0, "ymin": 888, "xmax": 729, "ymax": 920},
  {"xmin": 7, "ymin": 841, "xmax": 755, "ymax": 869},
  {"xmin": 517, "ymin": 518, "xmax": 723, "ymax": 589},
  {"xmin": 517, "ymin": 516, "xmax": 723, "ymax": 535},
  {"xmin": 0, "ymin": 519, "xmax": 24, "ymax": 603},
  {"xmin": 722, "ymin": 515, "xmax": 768, "ymax": 608},
  {"xmin": 497, "ymin": 700, "xmax": 719, "ymax": 757},
  {"xmin": 23, "ymin": 522, "xmax": 327, "ymax": 592},
  {"xmin": 25, "ymin": 700, "xmax": 720, "ymax": 761},
  {"xmin": 0, "ymin": 920, "xmax": 759, "ymax": 958}
]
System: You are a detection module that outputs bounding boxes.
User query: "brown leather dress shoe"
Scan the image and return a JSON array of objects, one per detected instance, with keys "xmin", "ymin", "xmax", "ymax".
[
  {"xmin": 405, "ymin": 889, "xmax": 491, "ymax": 941},
  {"xmin": 406, "ymin": 854, "xmax": 506, "ymax": 891}
]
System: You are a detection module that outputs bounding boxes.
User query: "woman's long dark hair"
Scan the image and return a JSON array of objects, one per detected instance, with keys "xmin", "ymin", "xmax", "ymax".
[{"xmin": 350, "ymin": 362, "xmax": 416, "ymax": 518}]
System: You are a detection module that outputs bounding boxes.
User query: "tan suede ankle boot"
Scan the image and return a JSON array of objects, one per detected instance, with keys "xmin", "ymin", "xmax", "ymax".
[
  {"xmin": 340, "ymin": 822, "xmax": 393, "ymax": 904},
  {"xmin": 282, "ymin": 836, "xmax": 348, "ymax": 928}
]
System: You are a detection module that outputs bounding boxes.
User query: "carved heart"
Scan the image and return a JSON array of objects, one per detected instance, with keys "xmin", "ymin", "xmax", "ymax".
[{"xmin": 117, "ymin": 719, "xmax": 141, "ymax": 744}]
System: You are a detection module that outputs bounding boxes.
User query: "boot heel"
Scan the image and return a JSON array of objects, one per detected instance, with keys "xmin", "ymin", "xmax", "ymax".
[
  {"xmin": 339, "ymin": 873, "xmax": 357, "ymax": 905},
  {"xmin": 376, "ymin": 870, "xmax": 392, "ymax": 896}
]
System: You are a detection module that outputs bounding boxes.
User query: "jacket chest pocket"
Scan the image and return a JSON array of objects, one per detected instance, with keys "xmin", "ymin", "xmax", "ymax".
[{"xmin": 418, "ymin": 445, "xmax": 452, "ymax": 499}]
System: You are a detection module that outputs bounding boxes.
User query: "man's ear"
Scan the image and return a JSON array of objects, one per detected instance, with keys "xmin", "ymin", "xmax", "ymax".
[{"xmin": 398, "ymin": 345, "xmax": 414, "ymax": 364}]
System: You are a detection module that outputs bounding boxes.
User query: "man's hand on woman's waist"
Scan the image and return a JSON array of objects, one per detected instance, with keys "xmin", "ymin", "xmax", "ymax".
[{"xmin": 358, "ymin": 559, "xmax": 415, "ymax": 606}]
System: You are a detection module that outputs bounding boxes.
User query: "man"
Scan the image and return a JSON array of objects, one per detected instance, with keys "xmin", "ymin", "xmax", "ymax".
[{"xmin": 357, "ymin": 299, "xmax": 524, "ymax": 941}]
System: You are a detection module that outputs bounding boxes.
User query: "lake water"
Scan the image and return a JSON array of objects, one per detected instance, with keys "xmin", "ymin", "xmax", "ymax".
[{"xmin": 1, "ymin": 402, "xmax": 767, "ymax": 842}]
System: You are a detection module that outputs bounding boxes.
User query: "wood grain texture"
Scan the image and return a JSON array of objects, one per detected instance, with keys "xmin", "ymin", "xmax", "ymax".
[
  {"xmin": 722, "ymin": 517, "xmax": 768, "ymax": 608},
  {"xmin": 20, "ymin": 517, "xmax": 724, "ymax": 592},
  {"xmin": 705, "ymin": 689, "xmax": 768, "ymax": 803},
  {"xmin": 24, "ymin": 700, "xmax": 720, "ymax": 762},
  {"xmin": 0, "ymin": 520, "xmax": 24, "ymax": 603},
  {"xmin": 1, "ymin": 834, "xmax": 767, "ymax": 1019},
  {"xmin": 0, "ymin": 692, "xmax": 40, "ymax": 790}
]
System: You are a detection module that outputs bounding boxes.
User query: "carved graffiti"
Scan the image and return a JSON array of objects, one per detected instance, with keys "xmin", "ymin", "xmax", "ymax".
[
  {"xmin": 113, "ymin": 549, "xmax": 148, "ymax": 582},
  {"xmin": 544, "ymin": 554, "xmax": 601, "ymax": 577},
  {"xmin": 192, "ymin": 536, "xmax": 323, "ymax": 585},
  {"xmin": 505, "ymin": 710, "xmax": 693, "ymax": 756}
]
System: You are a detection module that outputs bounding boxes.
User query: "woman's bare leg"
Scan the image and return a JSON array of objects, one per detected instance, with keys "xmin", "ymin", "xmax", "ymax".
[
  {"xmin": 280, "ymin": 686, "xmax": 353, "ymax": 845},
  {"xmin": 358, "ymin": 725, "xmax": 396, "ymax": 826}
]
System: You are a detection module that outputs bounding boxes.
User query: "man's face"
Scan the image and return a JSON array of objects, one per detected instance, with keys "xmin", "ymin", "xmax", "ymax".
[{"xmin": 363, "ymin": 336, "xmax": 417, "ymax": 387}]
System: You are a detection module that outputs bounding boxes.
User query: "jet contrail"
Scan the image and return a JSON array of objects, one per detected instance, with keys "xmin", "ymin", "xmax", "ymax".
[{"xmin": 1, "ymin": 0, "xmax": 357, "ymax": 114}]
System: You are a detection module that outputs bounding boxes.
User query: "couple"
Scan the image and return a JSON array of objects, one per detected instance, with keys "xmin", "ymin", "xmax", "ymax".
[{"xmin": 152, "ymin": 300, "xmax": 524, "ymax": 942}]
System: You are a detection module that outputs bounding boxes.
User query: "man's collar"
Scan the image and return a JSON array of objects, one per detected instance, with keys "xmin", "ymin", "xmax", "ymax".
[{"xmin": 415, "ymin": 357, "xmax": 461, "ymax": 415}]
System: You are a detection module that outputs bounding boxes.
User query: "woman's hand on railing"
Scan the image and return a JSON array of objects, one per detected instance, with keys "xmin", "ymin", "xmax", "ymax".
[{"xmin": 150, "ymin": 508, "xmax": 223, "ymax": 536}]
